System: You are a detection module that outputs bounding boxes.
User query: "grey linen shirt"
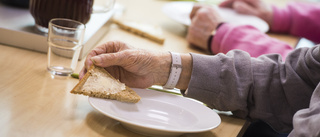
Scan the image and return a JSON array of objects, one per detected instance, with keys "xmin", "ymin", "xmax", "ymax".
[{"xmin": 186, "ymin": 45, "xmax": 320, "ymax": 136}]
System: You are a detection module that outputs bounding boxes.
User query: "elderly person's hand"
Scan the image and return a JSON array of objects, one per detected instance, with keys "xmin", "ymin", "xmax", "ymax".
[
  {"xmin": 186, "ymin": 4, "xmax": 224, "ymax": 51},
  {"xmin": 79, "ymin": 41, "xmax": 192, "ymax": 90},
  {"xmin": 220, "ymin": 0, "xmax": 273, "ymax": 26},
  {"xmin": 79, "ymin": 41, "xmax": 170, "ymax": 89}
]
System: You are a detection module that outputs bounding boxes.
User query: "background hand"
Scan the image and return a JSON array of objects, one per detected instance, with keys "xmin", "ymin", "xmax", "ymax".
[
  {"xmin": 219, "ymin": 0, "xmax": 273, "ymax": 26},
  {"xmin": 186, "ymin": 4, "xmax": 224, "ymax": 51},
  {"xmin": 79, "ymin": 41, "xmax": 171, "ymax": 88}
]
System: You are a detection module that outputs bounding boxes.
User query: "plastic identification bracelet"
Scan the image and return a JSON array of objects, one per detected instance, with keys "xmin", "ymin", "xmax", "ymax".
[{"xmin": 163, "ymin": 52, "xmax": 182, "ymax": 89}]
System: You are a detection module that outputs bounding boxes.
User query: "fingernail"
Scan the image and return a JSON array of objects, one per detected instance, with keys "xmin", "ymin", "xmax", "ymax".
[{"xmin": 91, "ymin": 56, "xmax": 101, "ymax": 64}]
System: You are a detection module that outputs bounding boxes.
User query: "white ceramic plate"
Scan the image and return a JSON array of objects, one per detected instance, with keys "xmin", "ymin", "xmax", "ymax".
[
  {"xmin": 88, "ymin": 88, "xmax": 221, "ymax": 137},
  {"xmin": 162, "ymin": 1, "xmax": 269, "ymax": 32}
]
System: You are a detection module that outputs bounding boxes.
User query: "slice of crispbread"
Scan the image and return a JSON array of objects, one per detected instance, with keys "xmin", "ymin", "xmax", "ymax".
[
  {"xmin": 113, "ymin": 19, "xmax": 165, "ymax": 44},
  {"xmin": 70, "ymin": 65, "xmax": 141, "ymax": 103}
]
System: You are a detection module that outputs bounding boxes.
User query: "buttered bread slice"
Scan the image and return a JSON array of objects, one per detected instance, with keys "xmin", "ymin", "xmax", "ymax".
[{"xmin": 71, "ymin": 65, "xmax": 141, "ymax": 103}]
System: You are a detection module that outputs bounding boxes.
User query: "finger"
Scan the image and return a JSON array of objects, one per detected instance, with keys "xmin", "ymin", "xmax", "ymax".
[
  {"xmin": 93, "ymin": 41, "xmax": 124, "ymax": 54},
  {"xmin": 233, "ymin": 1, "xmax": 257, "ymax": 16},
  {"xmin": 190, "ymin": 4, "xmax": 202, "ymax": 19},
  {"xmin": 241, "ymin": 0, "xmax": 260, "ymax": 7},
  {"xmin": 84, "ymin": 50, "xmax": 97, "ymax": 70},
  {"xmin": 91, "ymin": 52, "xmax": 128, "ymax": 68},
  {"xmin": 83, "ymin": 44, "xmax": 107, "ymax": 70},
  {"xmin": 83, "ymin": 41, "xmax": 122, "ymax": 70},
  {"xmin": 79, "ymin": 67, "xmax": 87, "ymax": 80},
  {"xmin": 219, "ymin": 0, "xmax": 235, "ymax": 8}
]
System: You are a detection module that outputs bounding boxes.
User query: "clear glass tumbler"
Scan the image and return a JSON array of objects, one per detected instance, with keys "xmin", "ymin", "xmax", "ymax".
[{"xmin": 47, "ymin": 18, "xmax": 85, "ymax": 77}]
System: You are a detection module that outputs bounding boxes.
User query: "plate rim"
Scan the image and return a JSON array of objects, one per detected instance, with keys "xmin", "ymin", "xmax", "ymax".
[{"xmin": 88, "ymin": 88, "xmax": 221, "ymax": 134}]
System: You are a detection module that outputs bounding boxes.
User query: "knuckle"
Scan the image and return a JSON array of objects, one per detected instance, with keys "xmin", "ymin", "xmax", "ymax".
[
  {"xmin": 127, "ymin": 53, "xmax": 138, "ymax": 63},
  {"xmin": 196, "ymin": 8, "xmax": 210, "ymax": 18}
]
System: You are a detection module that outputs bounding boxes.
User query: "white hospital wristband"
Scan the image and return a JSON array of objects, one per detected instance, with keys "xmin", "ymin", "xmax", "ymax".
[{"xmin": 163, "ymin": 52, "xmax": 182, "ymax": 89}]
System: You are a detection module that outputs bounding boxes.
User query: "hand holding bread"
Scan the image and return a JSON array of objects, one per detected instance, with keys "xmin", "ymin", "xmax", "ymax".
[
  {"xmin": 75, "ymin": 41, "xmax": 193, "ymax": 102},
  {"xmin": 79, "ymin": 41, "xmax": 172, "ymax": 89}
]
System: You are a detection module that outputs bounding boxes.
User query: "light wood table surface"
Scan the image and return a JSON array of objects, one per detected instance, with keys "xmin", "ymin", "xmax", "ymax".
[{"xmin": 0, "ymin": 0, "xmax": 298, "ymax": 137}]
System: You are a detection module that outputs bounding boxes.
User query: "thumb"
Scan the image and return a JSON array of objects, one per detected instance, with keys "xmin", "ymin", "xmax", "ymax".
[
  {"xmin": 233, "ymin": 1, "xmax": 257, "ymax": 16},
  {"xmin": 91, "ymin": 52, "xmax": 126, "ymax": 68}
]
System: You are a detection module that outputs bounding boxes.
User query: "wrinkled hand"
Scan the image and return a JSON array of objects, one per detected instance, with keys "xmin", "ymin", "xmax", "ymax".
[
  {"xmin": 79, "ymin": 41, "xmax": 171, "ymax": 88},
  {"xmin": 186, "ymin": 4, "xmax": 224, "ymax": 51},
  {"xmin": 220, "ymin": 0, "xmax": 273, "ymax": 26}
]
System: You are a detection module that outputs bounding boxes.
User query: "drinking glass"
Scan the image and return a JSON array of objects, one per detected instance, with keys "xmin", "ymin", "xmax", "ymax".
[{"xmin": 47, "ymin": 18, "xmax": 85, "ymax": 77}]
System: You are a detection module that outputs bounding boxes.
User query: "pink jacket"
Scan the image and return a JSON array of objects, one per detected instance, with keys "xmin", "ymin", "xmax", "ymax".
[{"xmin": 211, "ymin": 2, "xmax": 320, "ymax": 61}]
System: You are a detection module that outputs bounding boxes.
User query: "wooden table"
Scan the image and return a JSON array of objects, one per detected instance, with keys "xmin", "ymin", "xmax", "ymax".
[{"xmin": 0, "ymin": 0, "xmax": 298, "ymax": 137}]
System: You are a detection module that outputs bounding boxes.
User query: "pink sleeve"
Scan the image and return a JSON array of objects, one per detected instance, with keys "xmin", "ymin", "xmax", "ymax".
[
  {"xmin": 211, "ymin": 23, "xmax": 294, "ymax": 61},
  {"xmin": 271, "ymin": 2, "xmax": 320, "ymax": 43}
]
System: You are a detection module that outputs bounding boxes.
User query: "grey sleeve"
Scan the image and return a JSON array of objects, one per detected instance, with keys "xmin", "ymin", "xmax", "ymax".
[
  {"xmin": 186, "ymin": 45, "xmax": 320, "ymax": 133},
  {"xmin": 288, "ymin": 84, "xmax": 320, "ymax": 137}
]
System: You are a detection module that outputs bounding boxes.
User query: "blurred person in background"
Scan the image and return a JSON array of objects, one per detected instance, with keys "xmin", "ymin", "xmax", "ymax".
[{"xmin": 186, "ymin": 0, "xmax": 320, "ymax": 61}]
